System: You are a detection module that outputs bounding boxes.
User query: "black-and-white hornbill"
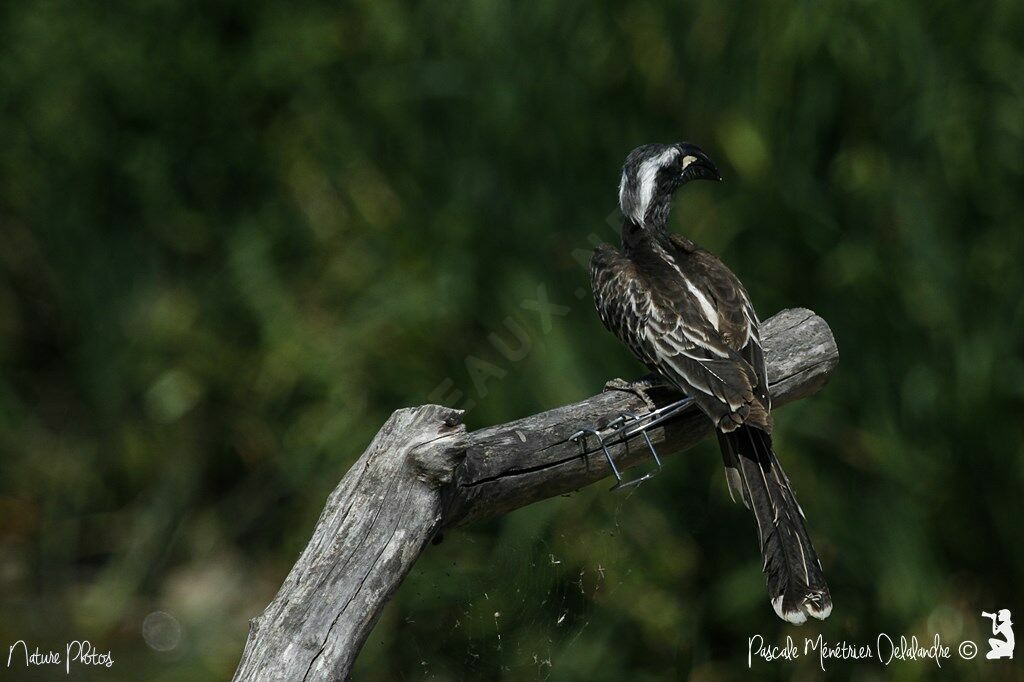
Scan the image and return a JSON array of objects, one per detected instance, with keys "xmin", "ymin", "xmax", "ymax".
[{"xmin": 588, "ymin": 142, "xmax": 832, "ymax": 624}]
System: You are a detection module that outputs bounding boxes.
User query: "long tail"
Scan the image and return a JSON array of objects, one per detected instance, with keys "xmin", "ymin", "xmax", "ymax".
[{"xmin": 718, "ymin": 425, "xmax": 832, "ymax": 624}]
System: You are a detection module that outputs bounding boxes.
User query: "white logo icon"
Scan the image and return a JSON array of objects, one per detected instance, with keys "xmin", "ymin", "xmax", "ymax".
[{"xmin": 982, "ymin": 610, "xmax": 1014, "ymax": 660}]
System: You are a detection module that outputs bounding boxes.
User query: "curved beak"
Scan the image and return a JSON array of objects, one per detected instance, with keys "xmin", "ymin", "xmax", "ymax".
[{"xmin": 680, "ymin": 146, "xmax": 722, "ymax": 183}]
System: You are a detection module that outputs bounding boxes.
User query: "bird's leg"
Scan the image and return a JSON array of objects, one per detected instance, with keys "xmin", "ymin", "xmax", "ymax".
[{"xmin": 602, "ymin": 375, "xmax": 668, "ymax": 412}]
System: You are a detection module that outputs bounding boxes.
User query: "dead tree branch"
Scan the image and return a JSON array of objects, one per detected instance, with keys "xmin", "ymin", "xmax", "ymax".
[{"xmin": 233, "ymin": 307, "xmax": 838, "ymax": 681}]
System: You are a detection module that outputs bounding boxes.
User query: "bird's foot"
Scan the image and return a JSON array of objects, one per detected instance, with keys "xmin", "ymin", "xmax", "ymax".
[{"xmin": 602, "ymin": 374, "xmax": 668, "ymax": 412}]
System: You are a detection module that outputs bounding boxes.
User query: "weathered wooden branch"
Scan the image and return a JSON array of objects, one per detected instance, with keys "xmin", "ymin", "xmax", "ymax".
[{"xmin": 233, "ymin": 308, "xmax": 838, "ymax": 681}]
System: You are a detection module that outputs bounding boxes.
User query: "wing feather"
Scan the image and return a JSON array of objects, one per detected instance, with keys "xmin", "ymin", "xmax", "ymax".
[{"xmin": 591, "ymin": 241, "xmax": 769, "ymax": 431}]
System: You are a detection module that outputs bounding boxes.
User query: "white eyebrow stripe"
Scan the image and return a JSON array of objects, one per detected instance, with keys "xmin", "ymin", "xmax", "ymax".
[{"xmin": 633, "ymin": 147, "xmax": 679, "ymax": 223}]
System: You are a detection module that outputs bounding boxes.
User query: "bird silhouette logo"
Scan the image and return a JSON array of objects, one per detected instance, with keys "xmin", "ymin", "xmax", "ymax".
[{"xmin": 982, "ymin": 609, "xmax": 1014, "ymax": 660}]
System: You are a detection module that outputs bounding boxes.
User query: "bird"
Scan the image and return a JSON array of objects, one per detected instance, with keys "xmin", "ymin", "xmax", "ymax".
[{"xmin": 589, "ymin": 142, "xmax": 832, "ymax": 624}]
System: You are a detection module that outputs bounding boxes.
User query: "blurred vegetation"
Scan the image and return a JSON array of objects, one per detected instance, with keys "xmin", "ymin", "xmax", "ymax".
[{"xmin": 1, "ymin": 0, "xmax": 1023, "ymax": 679}]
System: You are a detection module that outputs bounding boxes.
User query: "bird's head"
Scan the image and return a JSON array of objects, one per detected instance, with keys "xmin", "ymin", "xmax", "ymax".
[{"xmin": 617, "ymin": 142, "xmax": 721, "ymax": 228}]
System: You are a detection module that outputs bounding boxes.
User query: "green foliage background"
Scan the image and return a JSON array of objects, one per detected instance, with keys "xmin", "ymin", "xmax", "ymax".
[{"xmin": 1, "ymin": 1, "xmax": 1023, "ymax": 679}]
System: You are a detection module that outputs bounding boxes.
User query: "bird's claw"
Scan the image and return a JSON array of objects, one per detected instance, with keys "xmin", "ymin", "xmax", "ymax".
[{"xmin": 602, "ymin": 376, "xmax": 665, "ymax": 412}]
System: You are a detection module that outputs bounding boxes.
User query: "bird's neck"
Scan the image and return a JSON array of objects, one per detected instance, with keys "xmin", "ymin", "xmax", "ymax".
[
  {"xmin": 622, "ymin": 192, "xmax": 673, "ymax": 253},
  {"xmin": 622, "ymin": 217, "xmax": 672, "ymax": 255},
  {"xmin": 644, "ymin": 193, "xmax": 673, "ymax": 230}
]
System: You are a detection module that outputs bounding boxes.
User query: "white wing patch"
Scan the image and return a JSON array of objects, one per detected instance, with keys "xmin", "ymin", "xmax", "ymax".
[
  {"xmin": 683, "ymin": 277, "xmax": 720, "ymax": 331},
  {"xmin": 650, "ymin": 240, "xmax": 721, "ymax": 331}
]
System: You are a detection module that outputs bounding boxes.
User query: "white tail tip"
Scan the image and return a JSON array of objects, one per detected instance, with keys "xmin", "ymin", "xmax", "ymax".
[{"xmin": 772, "ymin": 595, "xmax": 809, "ymax": 625}]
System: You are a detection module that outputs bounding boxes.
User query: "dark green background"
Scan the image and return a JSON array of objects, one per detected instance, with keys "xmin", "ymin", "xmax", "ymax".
[{"xmin": 1, "ymin": 1, "xmax": 1022, "ymax": 679}]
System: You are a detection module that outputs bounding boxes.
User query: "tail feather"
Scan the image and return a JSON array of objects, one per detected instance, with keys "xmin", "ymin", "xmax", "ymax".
[{"xmin": 718, "ymin": 426, "xmax": 832, "ymax": 624}]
